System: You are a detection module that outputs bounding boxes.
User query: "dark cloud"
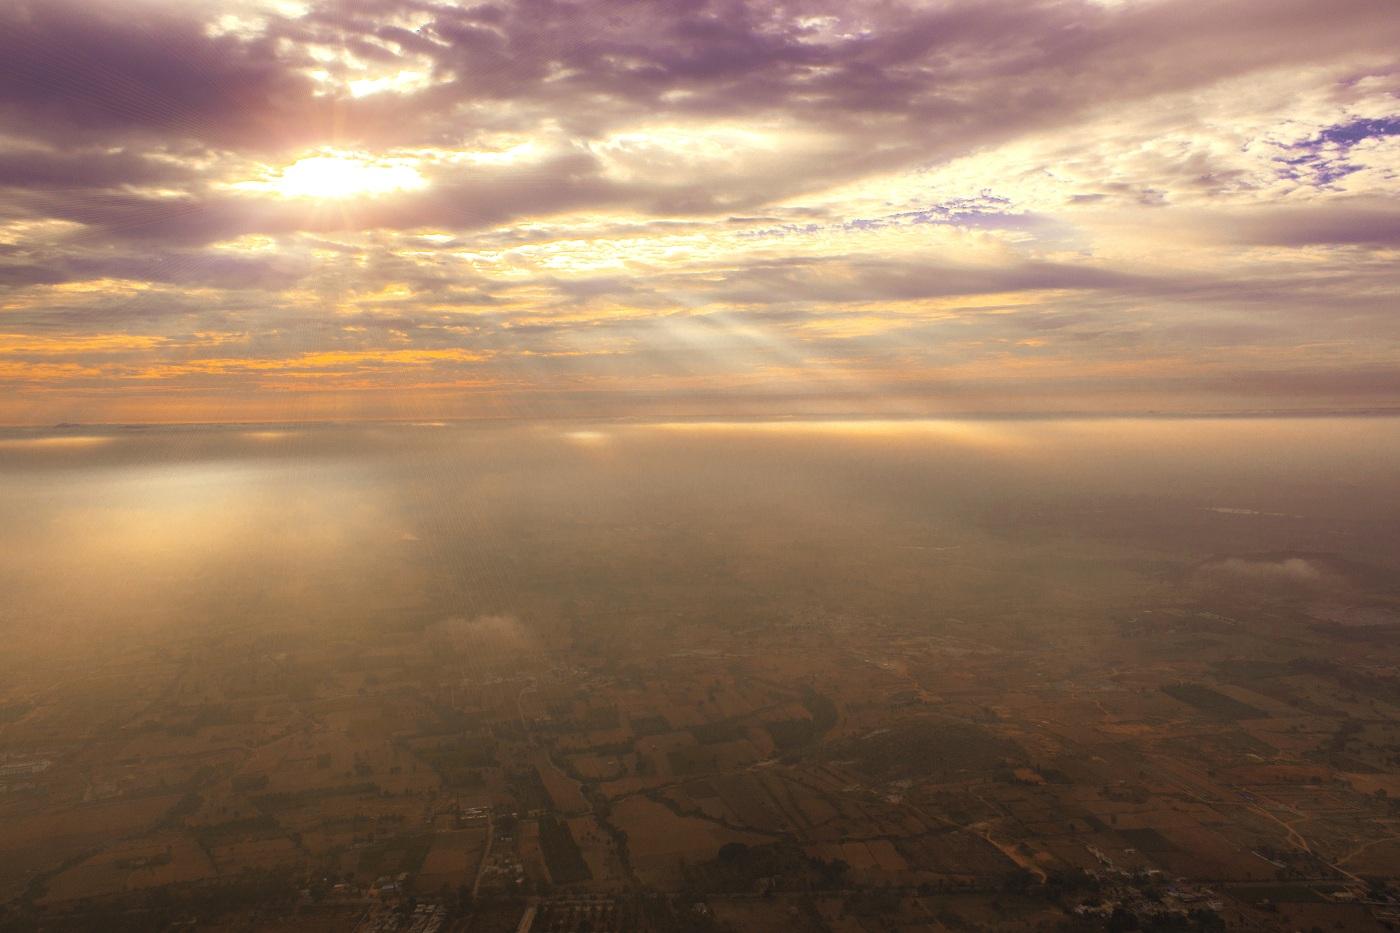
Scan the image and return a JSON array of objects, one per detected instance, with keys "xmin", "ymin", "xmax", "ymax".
[
  {"xmin": 1229, "ymin": 202, "xmax": 1400, "ymax": 248},
  {"xmin": 6, "ymin": 0, "xmax": 1397, "ymax": 160},
  {"xmin": 0, "ymin": 147, "xmax": 195, "ymax": 190},
  {"xmin": 0, "ymin": 1, "xmax": 319, "ymax": 149},
  {"xmin": 712, "ymin": 257, "xmax": 1147, "ymax": 304}
]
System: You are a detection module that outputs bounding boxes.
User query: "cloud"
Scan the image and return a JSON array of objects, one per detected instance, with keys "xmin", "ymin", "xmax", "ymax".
[
  {"xmin": 1191, "ymin": 556, "xmax": 1353, "ymax": 596},
  {"xmin": 1, "ymin": 0, "xmax": 1399, "ymax": 422},
  {"xmin": 1224, "ymin": 201, "xmax": 1400, "ymax": 247},
  {"xmin": 424, "ymin": 614, "xmax": 534, "ymax": 655},
  {"xmin": 0, "ymin": 0, "xmax": 317, "ymax": 149}
]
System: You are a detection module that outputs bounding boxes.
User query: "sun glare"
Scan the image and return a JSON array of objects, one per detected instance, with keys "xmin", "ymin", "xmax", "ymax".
[{"xmin": 246, "ymin": 154, "xmax": 427, "ymax": 200}]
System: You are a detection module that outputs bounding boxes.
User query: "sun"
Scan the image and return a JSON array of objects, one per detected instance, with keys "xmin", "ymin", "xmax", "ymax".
[{"xmin": 237, "ymin": 152, "xmax": 427, "ymax": 200}]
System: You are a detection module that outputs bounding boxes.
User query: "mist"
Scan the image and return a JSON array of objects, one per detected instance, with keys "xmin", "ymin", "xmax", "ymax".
[{"xmin": 4, "ymin": 416, "xmax": 1398, "ymax": 668}]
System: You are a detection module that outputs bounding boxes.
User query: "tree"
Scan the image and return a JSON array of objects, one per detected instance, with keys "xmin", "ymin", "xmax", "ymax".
[{"xmin": 718, "ymin": 843, "xmax": 749, "ymax": 864}]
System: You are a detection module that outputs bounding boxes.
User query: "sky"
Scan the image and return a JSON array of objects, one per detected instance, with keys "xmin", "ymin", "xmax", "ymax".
[{"xmin": 0, "ymin": 0, "xmax": 1398, "ymax": 424}]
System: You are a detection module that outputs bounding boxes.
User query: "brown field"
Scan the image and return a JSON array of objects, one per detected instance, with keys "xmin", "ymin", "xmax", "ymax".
[
  {"xmin": 534, "ymin": 751, "xmax": 590, "ymax": 814},
  {"xmin": 208, "ymin": 836, "xmax": 302, "ymax": 874},
  {"xmin": 893, "ymin": 830, "xmax": 1019, "ymax": 879},
  {"xmin": 708, "ymin": 897, "xmax": 828, "ymax": 932},
  {"xmin": 0, "ymin": 795, "xmax": 180, "ymax": 902},
  {"xmin": 413, "ymin": 828, "xmax": 487, "ymax": 894},
  {"xmin": 611, "ymin": 796, "xmax": 775, "ymax": 888},
  {"xmin": 565, "ymin": 815, "xmax": 626, "ymax": 887},
  {"xmin": 39, "ymin": 832, "xmax": 215, "ymax": 904},
  {"xmin": 516, "ymin": 819, "xmax": 552, "ymax": 885},
  {"xmin": 1339, "ymin": 837, "xmax": 1400, "ymax": 876},
  {"xmin": 567, "ymin": 753, "xmax": 629, "ymax": 781}
]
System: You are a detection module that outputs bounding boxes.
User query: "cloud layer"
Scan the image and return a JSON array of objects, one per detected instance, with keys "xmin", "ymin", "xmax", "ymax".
[{"xmin": 1, "ymin": 0, "xmax": 1398, "ymax": 422}]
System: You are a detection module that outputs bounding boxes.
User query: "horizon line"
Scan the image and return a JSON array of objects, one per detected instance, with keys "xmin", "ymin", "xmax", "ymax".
[{"xmin": 5, "ymin": 406, "xmax": 1400, "ymax": 431}]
